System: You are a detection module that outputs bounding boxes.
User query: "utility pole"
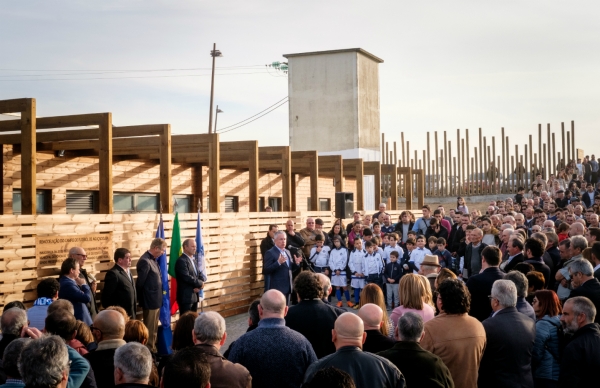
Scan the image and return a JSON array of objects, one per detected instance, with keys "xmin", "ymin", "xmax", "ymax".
[
  {"xmin": 208, "ymin": 43, "xmax": 222, "ymax": 134},
  {"xmin": 214, "ymin": 105, "xmax": 223, "ymax": 132}
]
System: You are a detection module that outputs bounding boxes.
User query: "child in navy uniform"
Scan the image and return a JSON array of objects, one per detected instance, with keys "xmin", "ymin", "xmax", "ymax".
[
  {"xmin": 433, "ymin": 237, "xmax": 454, "ymax": 272},
  {"xmin": 363, "ymin": 241, "xmax": 384, "ymax": 289},
  {"xmin": 349, "ymin": 238, "xmax": 367, "ymax": 308},
  {"xmin": 384, "ymin": 250, "xmax": 402, "ymax": 310}
]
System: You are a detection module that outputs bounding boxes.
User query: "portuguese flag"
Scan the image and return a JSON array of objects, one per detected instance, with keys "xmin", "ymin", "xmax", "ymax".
[{"xmin": 168, "ymin": 212, "xmax": 182, "ymax": 315}]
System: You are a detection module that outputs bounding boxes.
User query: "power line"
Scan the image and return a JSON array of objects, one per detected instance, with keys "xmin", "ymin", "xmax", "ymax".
[
  {"xmin": 0, "ymin": 71, "xmax": 273, "ymax": 82},
  {"xmin": 217, "ymin": 99, "xmax": 288, "ymax": 134},
  {"xmin": 217, "ymin": 96, "xmax": 288, "ymax": 132},
  {"xmin": 0, "ymin": 66, "xmax": 265, "ymax": 78},
  {"xmin": 0, "ymin": 65, "xmax": 265, "ymax": 72}
]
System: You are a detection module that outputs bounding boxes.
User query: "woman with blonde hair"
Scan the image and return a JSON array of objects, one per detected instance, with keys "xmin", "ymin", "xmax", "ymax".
[
  {"xmin": 390, "ymin": 274, "xmax": 435, "ymax": 329},
  {"xmin": 418, "ymin": 274, "xmax": 435, "ymax": 308},
  {"xmin": 358, "ymin": 284, "xmax": 392, "ymax": 337}
]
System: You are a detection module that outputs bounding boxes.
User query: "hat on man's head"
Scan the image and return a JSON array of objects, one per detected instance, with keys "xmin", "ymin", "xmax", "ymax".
[
  {"xmin": 315, "ymin": 218, "xmax": 324, "ymax": 225},
  {"xmin": 557, "ymin": 190, "xmax": 564, "ymax": 194},
  {"xmin": 421, "ymin": 254, "xmax": 440, "ymax": 267}
]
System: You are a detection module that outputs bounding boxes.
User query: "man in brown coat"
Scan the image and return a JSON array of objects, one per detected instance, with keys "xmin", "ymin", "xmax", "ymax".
[
  {"xmin": 192, "ymin": 311, "xmax": 251, "ymax": 388},
  {"xmin": 421, "ymin": 279, "xmax": 486, "ymax": 388},
  {"xmin": 299, "ymin": 217, "xmax": 324, "ymax": 258}
]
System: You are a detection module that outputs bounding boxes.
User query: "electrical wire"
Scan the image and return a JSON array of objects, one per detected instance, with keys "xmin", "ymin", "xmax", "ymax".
[
  {"xmin": 0, "ymin": 66, "xmax": 266, "ymax": 78},
  {"xmin": 0, "ymin": 71, "xmax": 271, "ymax": 82},
  {"xmin": 217, "ymin": 99, "xmax": 288, "ymax": 134},
  {"xmin": 216, "ymin": 96, "xmax": 288, "ymax": 132},
  {"xmin": 0, "ymin": 65, "xmax": 265, "ymax": 72}
]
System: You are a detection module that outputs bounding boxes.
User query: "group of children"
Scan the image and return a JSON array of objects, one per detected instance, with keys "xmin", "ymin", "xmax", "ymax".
[{"xmin": 308, "ymin": 229, "xmax": 457, "ymax": 310}]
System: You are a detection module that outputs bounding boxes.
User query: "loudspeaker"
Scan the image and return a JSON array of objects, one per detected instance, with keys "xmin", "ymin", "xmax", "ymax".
[{"xmin": 335, "ymin": 192, "xmax": 354, "ymax": 219}]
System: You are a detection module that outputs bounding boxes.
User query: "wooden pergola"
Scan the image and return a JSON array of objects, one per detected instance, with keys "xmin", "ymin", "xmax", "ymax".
[{"xmin": 0, "ymin": 97, "xmax": 424, "ymax": 214}]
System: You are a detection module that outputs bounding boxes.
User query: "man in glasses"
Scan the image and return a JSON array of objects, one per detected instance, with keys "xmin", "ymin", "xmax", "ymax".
[{"xmin": 68, "ymin": 246, "xmax": 98, "ymax": 319}]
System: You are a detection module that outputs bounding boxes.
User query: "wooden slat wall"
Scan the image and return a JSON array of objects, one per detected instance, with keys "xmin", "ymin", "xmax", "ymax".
[{"xmin": 0, "ymin": 211, "xmax": 334, "ymax": 318}]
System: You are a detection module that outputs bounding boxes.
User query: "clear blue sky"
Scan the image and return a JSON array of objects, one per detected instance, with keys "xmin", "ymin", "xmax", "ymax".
[{"xmin": 2, "ymin": 1, "xmax": 599, "ymax": 157}]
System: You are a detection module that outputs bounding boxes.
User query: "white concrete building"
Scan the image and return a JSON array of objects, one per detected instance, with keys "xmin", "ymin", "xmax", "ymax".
[{"xmin": 284, "ymin": 48, "xmax": 384, "ymax": 209}]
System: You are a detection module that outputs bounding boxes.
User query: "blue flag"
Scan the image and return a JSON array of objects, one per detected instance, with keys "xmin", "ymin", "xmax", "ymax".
[
  {"xmin": 195, "ymin": 211, "xmax": 208, "ymax": 298},
  {"xmin": 155, "ymin": 216, "xmax": 173, "ymax": 355}
]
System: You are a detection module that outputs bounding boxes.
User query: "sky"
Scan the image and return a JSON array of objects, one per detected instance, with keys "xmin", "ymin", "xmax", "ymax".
[{"xmin": 2, "ymin": 1, "xmax": 599, "ymax": 159}]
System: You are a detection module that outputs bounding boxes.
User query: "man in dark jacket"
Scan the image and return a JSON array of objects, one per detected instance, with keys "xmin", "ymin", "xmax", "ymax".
[
  {"xmin": 504, "ymin": 271, "xmax": 536, "ymax": 320},
  {"xmin": 478, "ymin": 280, "xmax": 536, "ymax": 388},
  {"xmin": 101, "ymin": 247, "xmax": 137, "ymax": 319},
  {"xmin": 260, "ymin": 224, "xmax": 278, "ymax": 258},
  {"xmin": 378, "ymin": 312, "xmax": 454, "ymax": 388},
  {"xmin": 463, "ymin": 229, "xmax": 487, "ymax": 278},
  {"xmin": 466, "ymin": 246, "xmax": 505, "ymax": 321},
  {"xmin": 69, "ymin": 246, "xmax": 98, "ymax": 319},
  {"xmin": 175, "ymin": 239, "xmax": 205, "ymax": 314},
  {"xmin": 303, "ymin": 313, "xmax": 405, "ymax": 388},
  {"xmin": 58, "ymin": 258, "xmax": 93, "ymax": 326},
  {"xmin": 357, "ymin": 304, "xmax": 395, "ymax": 354},
  {"xmin": 262, "ymin": 232, "xmax": 302, "ymax": 304},
  {"xmin": 559, "ymin": 296, "xmax": 600, "ymax": 387},
  {"xmin": 285, "ymin": 272, "xmax": 342, "ymax": 358},
  {"xmin": 568, "ymin": 259, "xmax": 600, "ymax": 323},
  {"xmin": 135, "ymin": 238, "xmax": 166, "ymax": 354},
  {"xmin": 425, "ymin": 218, "xmax": 448, "ymax": 241},
  {"xmin": 113, "ymin": 342, "xmax": 154, "ymax": 387},
  {"xmin": 523, "ymin": 238, "xmax": 551, "ymax": 288},
  {"xmin": 501, "ymin": 237, "xmax": 525, "ymax": 273},
  {"xmin": 192, "ymin": 312, "xmax": 251, "ymax": 388}
]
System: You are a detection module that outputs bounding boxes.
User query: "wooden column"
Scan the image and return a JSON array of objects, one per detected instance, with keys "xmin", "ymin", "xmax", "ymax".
[
  {"xmin": 208, "ymin": 133, "xmax": 220, "ymax": 212},
  {"xmin": 466, "ymin": 129, "xmax": 470, "ymax": 195},
  {"xmin": 98, "ymin": 112, "xmax": 113, "ymax": 214},
  {"xmin": 561, "ymin": 123, "xmax": 566, "ymax": 166},
  {"xmin": 390, "ymin": 165, "xmax": 398, "ymax": 210},
  {"xmin": 309, "ymin": 152, "xmax": 319, "ymax": 211},
  {"xmin": 291, "ymin": 174, "xmax": 297, "ymax": 212},
  {"xmin": 21, "ymin": 99, "xmax": 36, "ymax": 215},
  {"xmin": 248, "ymin": 141, "xmax": 259, "ymax": 212},
  {"xmin": 159, "ymin": 124, "xmax": 172, "ymax": 214},
  {"xmin": 571, "ymin": 121, "xmax": 575, "ymax": 164},
  {"xmin": 191, "ymin": 165, "xmax": 203, "ymax": 212},
  {"xmin": 355, "ymin": 161, "xmax": 364, "ymax": 211},
  {"xmin": 401, "ymin": 132, "xmax": 406, "ymax": 167},
  {"xmin": 281, "ymin": 146, "xmax": 292, "ymax": 212},
  {"xmin": 416, "ymin": 169, "xmax": 425, "ymax": 208},
  {"xmin": 551, "ymin": 133, "xmax": 556, "ymax": 175},
  {"xmin": 399, "ymin": 167, "xmax": 413, "ymax": 210}
]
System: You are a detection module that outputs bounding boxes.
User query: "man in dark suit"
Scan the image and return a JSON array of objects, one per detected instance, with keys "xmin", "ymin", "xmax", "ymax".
[
  {"xmin": 358, "ymin": 304, "xmax": 395, "ymax": 354},
  {"xmin": 523, "ymin": 238, "xmax": 551, "ymax": 288},
  {"xmin": 136, "ymin": 238, "xmax": 166, "ymax": 354},
  {"xmin": 262, "ymin": 231, "xmax": 302, "ymax": 304},
  {"xmin": 466, "ymin": 246, "xmax": 505, "ymax": 322},
  {"xmin": 58, "ymin": 257, "xmax": 93, "ymax": 325},
  {"xmin": 500, "ymin": 237, "xmax": 525, "ymax": 273},
  {"xmin": 101, "ymin": 247, "xmax": 137, "ymax": 319},
  {"xmin": 568, "ymin": 258, "xmax": 600, "ymax": 323},
  {"xmin": 378, "ymin": 312, "xmax": 454, "ymax": 388},
  {"xmin": 590, "ymin": 241, "xmax": 600, "ymax": 280},
  {"xmin": 285, "ymin": 272, "xmax": 342, "ymax": 358},
  {"xmin": 175, "ymin": 239, "xmax": 205, "ymax": 314},
  {"xmin": 69, "ymin": 246, "xmax": 98, "ymax": 319},
  {"xmin": 478, "ymin": 280, "xmax": 536, "ymax": 388}
]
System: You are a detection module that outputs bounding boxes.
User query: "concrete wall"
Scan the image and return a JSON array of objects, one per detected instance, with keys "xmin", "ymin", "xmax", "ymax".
[
  {"xmin": 357, "ymin": 52, "xmax": 381, "ymax": 151},
  {"xmin": 288, "ymin": 51, "xmax": 358, "ymax": 153}
]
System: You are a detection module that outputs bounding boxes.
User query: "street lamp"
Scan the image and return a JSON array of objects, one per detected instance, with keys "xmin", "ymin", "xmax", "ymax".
[
  {"xmin": 208, "ymin": 43, "xmax": 223, "ymax": 134},
  {"xmin": 214, "ymin": 106, "xmax": 223, "ymax": 132}
]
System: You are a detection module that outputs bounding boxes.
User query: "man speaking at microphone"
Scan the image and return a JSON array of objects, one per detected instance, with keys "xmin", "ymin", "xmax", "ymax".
[{"xmin": 263, "ymin": 231, "xmax": 303, "ymax": 305}]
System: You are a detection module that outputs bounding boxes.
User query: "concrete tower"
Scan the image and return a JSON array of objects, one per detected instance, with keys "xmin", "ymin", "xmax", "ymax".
[{"xmin": 283, "ymin": 48, "xmax": 383, "ymax": 161}]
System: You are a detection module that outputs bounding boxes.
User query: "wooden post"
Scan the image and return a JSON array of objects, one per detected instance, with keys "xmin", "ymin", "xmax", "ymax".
[
  {"xmin": 520, "ymin": 155, "xmax": 524, "ymax": 191},
  {"xmin": 434, "ymin": 132, "xmax": 439, "ymax": 196},
  {"xmin": 401, "ymin": 132, "xmax": 405, "ymax": 167},
  {"xmin": 309, "ymin": 152, "xmax": 319, "ymax": 211},
  {"xmin": 98, "ymin": 112, "xmax": 113, "ymax": 214},
  {"xmin": 281, "ymin": 146, "xmax": 292, "ymax": 211},
  {"xmin": 404, "ymin": 167, "xmax": 413, "ymax": 210},
  {"xmin": 391, "ymin": 165, "xmax": 398, "ymax": 210},
  {"xmin": 547, "ymin": 124, "xmax": 551, "ymax": 178},
  {"xmin": 382, "ymin": 133, "xmax": 385, "ymax": 163},
  {"xmin": 385, "ymin": 141, "xmax": 389, "ymax": 165},
  {"xmin": 561, "ymin": 123, "xmax": 566, "ymax": 166},
  {"xmin": 427, "ymin": 132, "xmax": 431, "ymax": 196},
  {"xmin": 571, "ymin": 121, "xmax": 575, "ymax": 164},
  {"xmin": 466, "ymin": 129, "xmax": 470, "ymax": 195},
  {"xmin": 393, "ymin": 142, "xmax": 398, "ymax": 166},
  {"xmin": 456, "ymin": 129, "xmax": 461, "ymax": 195},
  {"xmin": 525, "ymin": 144, "xmax": 529, "ymax": 192},
  {"xmin": 538, "ymin": 124, "xmax": 542, "ymax": 172},
  {"xmin": 448, "ymin": 140, "xmax": 453, "ymax": 196},
  {"xmin": 515, "ymin": 145, "xmax": 519, "ymax": 190},
  {"xmin": 21, "ymin": 99, "xmax": 36, "ymax": 215},
  {"xmin": 506, "ymin": 136, "xmax": 510, "ymax": 190},
  {"xmin": 373, "ymin": 163, "xmax": 381, "ymax": 207},
  {"xmin": 355, "ymin": 161, "xmax": 364, "ymax": 211},
  {"xmin": 248, "ymin": 142, "xmax": 259, "ymax": 212},
  {"xmin": 478, "ymin": 128, "xmax": 483, "ymax": 195},
  {"xmin": 552, "ymin": 133, "xmax": 556, "ymax": 176},
  {"xmin": 192, "ymin": 165, "xmax": 203, "ymax": 212},
  {"xmin": 291, "ymin": 174, "xmax": 297, "ymax": 212},
  {"xmin": 416, "ymin": 169, "xmax": 425, "ymax": 208},
  {"xmin": 474, "ymin": 147, "xmax": 478, "ymax": 194},
  {"xmin": 159, "ymin": 124, "xmax": 172, "ymax": 214},
  {"xmin": 461, "ymin": 138, "xmax": 466, "ymax": 196},
  {"xmin": 543, "ymin": 144, "xmax": 547, "ymax": 179},
  {"xmin": 511, "ymin": 155, "xmax": 515, "ymax": 193},
  {"xmin": 208, "ymin": 133, "xmax": 220, "ymax": 212},
  {"xmin": 501, "ymin": 127, "xmax": 506, "ymax": 194},
  {"xmin": 443, "ymin": 131, "xmax": 448, "ymax": 196},
  {"xmin": 453, "ymin": 157, "xmax": 457, "ymax": 196},
  {"xmin": 567, "ymin": 132, "xmax": 571, "ymax": 164},
  {"xmin": 528, "ymin": 135, "xmax": 533, "ymax": 189},
  {"xmin": 483, "ymin": 137, "xmax": 488, "ymax": 194},
  {"xmin": 492, "ymin": 136, "xmax": 496, "ymax": 194}
]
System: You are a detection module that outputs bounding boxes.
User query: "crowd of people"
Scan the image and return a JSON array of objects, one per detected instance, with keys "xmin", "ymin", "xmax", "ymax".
[{"xmin": 3, "ymin": 164, "xmax": 600, "ymax": 388}]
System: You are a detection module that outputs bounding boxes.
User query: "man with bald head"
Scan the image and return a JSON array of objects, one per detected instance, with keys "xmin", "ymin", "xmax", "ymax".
[
  {"xmin": 84, "ymin": 309, "xmax": 126, "ymax": 388},
  {"xmin": 68, "ymin": 246, "xmax": 98, "ymax": 319},
  {"xmin": 229, "ymin": 290, "xmax": 316, "ymax": 388},
  {"xmin": 570, "ymin": 221, "xmax": 585, "ymax": 237},
  {"xmin": 299, "ymin": 217, "xmax": 324, "ymax": 258},
  {"xmin": 304, "ymin": 313, "xmax": 405, "ymax": 388},
  {"xmin": 357, "ymin": 304, "xmax": 395, "ymax": 353}
]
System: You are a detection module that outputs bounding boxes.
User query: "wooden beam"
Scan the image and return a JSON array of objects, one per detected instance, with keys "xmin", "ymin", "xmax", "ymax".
[
  {"xmin": 309, "ymin": 152, "xmax": 319, "ymax": 211},
  {"xmin": 248, "ymin": 141, "xmax": 259, "ymax": 212},
  {"xmin": 208, "ymin": 134, "xmax": 220, "ymax": 212},
  {"xmin": 390, "ymin": 164, "xmax": 398, "ymax": 210},
  {"xmin": 98, "ymin": 113, "xmax": 113, "ymax": 214},
  {"xmin": 415, "ymin": 169, "xmax": 425, "ymax": 208},
  {"xmin": 21, "ymin": 99, "xmax": 36, "ymax": 215},
  {"xmin": 291, "ymin": 174, "xmax": 297, "ymax": 212},
  {"xmin": 281, "ymin": 147, "xmax": 292, "ymax": 212},
  {"xmin": 160, "ymin": 125, "xmax": 172, "ymax": 214},
  {"xmin": 0, "ymin": 113, "xmax": 108, "ymax": 132},
  {"xmin": 364, "ymin": 161, "xmax": 380, "ymax": 208},
  {"xmin": 0, "ymin": 98, "xmax": 30, "ymax": 114},
  {"xmin": 399, "ymin": 167, "xmax": 413, "ymax": 210},
  {"xmin": 192, "ymin": 165, "xmax": 203, "ymax": 212},
  {"xmin": 320, "ymin": 155, "xmax": 344, "ymax": 192},
  {"xmin": 113, "ymin": 124, "xmax": 168, "ymax": 137},
  {"xmin": 355, "ymin": 160, "xmax": 364, "ymax": 211}
]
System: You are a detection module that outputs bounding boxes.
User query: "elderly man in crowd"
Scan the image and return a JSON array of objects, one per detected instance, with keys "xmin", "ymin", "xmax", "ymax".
[
  {"xmin": 303, "ymin": 313, "xmax": 405, "ymax": 388},
  {"xmin": 175, "ymin": 239, "xmax": 205, "ymax": 314},
  {"xmin": 504, "ymin": 271, "xmax": 536, "ymax": 320},
  {"xmin": 0, "ymin": 308, "xmax": 32, "ymax": 359},
  {"xmin": 570, "ymin": 221, "xmax": 585, "ymax": 237},
  {"xmin": 1, "ymin": 338, "xmax": 29, "ymax": 388},
  {"xmin": 262, "ymin": 231, "xmax": 303, "ymax": 304},
  {"xmin": 192, "ymin": 311, "xmax": 251, "ymax": 388},
  {"xmin": 373, "ymin": 203, "xmax": 387, "ymax": 222},
  {"xmin": 285, "ymin": 219, "xmax": 305, "ymax": 258},
  {"xmin": 463, "ymin": 228, "xmax": 487, "ymax": 278},
  {"xmin": 58, "ymin": 258, "xmax": 93, "ymax": 326},
  {"xmin": 19, "ymin": 336, "xmax": 70, "ymax": 388},
  {"xmin": 378, "ymin": 312, "xmax": 454, "ymax": 388},
  {"xmin": 299, "ymin": 218, "xmax": 324, "ymax": 257},
  {"xmin": 421, "ymin": 279, "xmax": 486, "ymax": 388},
  {"xmin": 466, "ymin": 246, "xmax": 505, "ymax": 322},
  {"xmin": 556, "ymin": 236, "xmax": 587, "ymax": 300},
  {"xmin": 418, "ymin": 255, "xmax": 441, "ymax": 292},
  {"xmin": 228, "ymin": 290, "xmax": 316, "ymax": 388},
  {"xmin": 113, "ymin": 342, "xmax": 154, "ymax": 387},
  {"xmin": 357, "ymin": 304, "xmax": 395, "ymax": 354},
  {"xmin": 162, "ymin": 347, "xmax": 211, "ymax": 388},
  {"xmin": 68, "ymin": 246, "xmax": 98, "ymax": 319},
  {"xmin": 479, "ymin": 280, "xmax": 536, "ymax": 387},
  {"xmin": 567, "ymin": 258, "xmax": 600, "ymax": 323},
  {"xmin": 84, "ymin": 309, "xmax": 126, "ymax": 388},
  {"xmin": 559, "ymin": 296, "xmax": 600, "ymax": 387},
  {"xmin": 285, "ymin": 272, "xmax": 342, "ymax": 358}
]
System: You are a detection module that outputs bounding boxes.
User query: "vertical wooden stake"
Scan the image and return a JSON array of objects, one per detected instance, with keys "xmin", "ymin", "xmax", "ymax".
[
  {"xmin": 159, "ymin": 124, "xmax": 172, "ymax": 214},
  {"xmin": 99, "ymin": 112, "xmax": 113, "ymax": 214},
  {"xmin": 21, "ymin": 99, "xmax": 36, "ymax": 215},
  {"xmin": 466, "ymin": 129, "xmax": 470, "ymax": 195}
]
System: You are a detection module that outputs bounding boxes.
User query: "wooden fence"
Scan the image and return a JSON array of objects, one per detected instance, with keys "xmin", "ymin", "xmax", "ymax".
[
  {"xmin": 381, "ymin": 122, "xmax": 581, "ymax": 198},
  {"xmin": 0, "ymin": 211, "xmax": 335, "ymax": 318}
]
